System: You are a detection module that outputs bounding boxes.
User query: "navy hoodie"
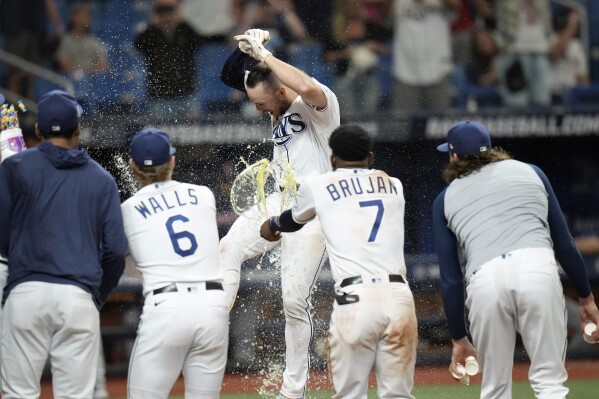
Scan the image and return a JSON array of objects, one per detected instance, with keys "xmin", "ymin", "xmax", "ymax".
[{"xmin": 0, "ymin": 141, "xmax": 127, "ymax": 309}]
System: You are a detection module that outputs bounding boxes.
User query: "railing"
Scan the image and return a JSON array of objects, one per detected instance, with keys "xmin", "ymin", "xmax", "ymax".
[{"xmin": 0, "ymin": 48, "xmax": 75, "ymax": 100}]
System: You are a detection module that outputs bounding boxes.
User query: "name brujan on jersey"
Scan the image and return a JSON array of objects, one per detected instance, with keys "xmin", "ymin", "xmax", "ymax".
[
  {"xmin": 272, "ymin": 113, "xmax": 307, "ymax": 146},
  {"xmin": 134, "ymin": 187, "xmax": 199, "ymax": 219},
  {"xmin": 327, "ymin": 175, "xmax": 398, "ymax": 201}
]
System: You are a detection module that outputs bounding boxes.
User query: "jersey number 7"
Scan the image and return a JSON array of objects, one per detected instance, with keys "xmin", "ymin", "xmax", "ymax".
[{"xmin": 359, "ymin": 199, "xmax": 384, "ymax": 242}]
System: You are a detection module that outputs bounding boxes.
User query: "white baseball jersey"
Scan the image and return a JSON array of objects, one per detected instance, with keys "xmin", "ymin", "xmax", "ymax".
[
  {"xmin": 291, "ymin": 167, "xmax": 416, "ymax": 398},
  {"xmin": 271, "ymin": 79, "xmax": 340, "ymax": 186},
  {"xmin": 121, "ymin": 180, "xmax": 221, "ymax": 296},
  {"xmin": 393, "ymin": 0, "xmax": 454, "ymax": 85},
  {"xmin": 292, "ymin": 168, "xmax": 407, "ymax": 284}
]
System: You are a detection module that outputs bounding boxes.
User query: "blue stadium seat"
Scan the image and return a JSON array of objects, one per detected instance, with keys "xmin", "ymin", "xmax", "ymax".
[
  {"xmin": 196, "ymin": 43, "xmax": 236, "ymax": 113},
  {"xmin": 0, "ymin": 34, "xmax": 6, "ymax": 87},
  {"xmin": 562, "ymin": 84, "xmax": 599, "ymax": 105},
  {"xmin": 34, "ymin": 79, "xmax": 63, "ymax": 101},
  {"xmin": 377, "ymin": 49, "xmax": 393, "ymax": 109},
  {"xmin": 288, "ymin": 42, "xmax": 332, "ymax": 88}
]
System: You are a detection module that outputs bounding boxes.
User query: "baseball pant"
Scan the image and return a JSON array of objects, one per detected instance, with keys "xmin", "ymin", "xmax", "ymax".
[
  {"xmin": 328, "ymin": 277, "xmax": 417, "ymax": 399},
  {"xmin": 220, "ymin": 193, "xmax": 327, "ymax": 398},
  {"xmin": 466, "ymin": 248, "xmax": 568, "ymax": 399},
  {"xmin": 128, "ymin": 284, "xmax": 229, "ymax": 399},
  {"xmin": 1, "ymin": 281, "xmax": 100, "ymax": 399}
]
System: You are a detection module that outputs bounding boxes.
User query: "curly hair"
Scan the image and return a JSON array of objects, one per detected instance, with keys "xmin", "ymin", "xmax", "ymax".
[
  {"xmin": 443, "ymin": 148, "xmax": 512, "ymax": 183},
  {"xmin": 131, "ymin": 162, "xmax": 172, "ymax": 186}
]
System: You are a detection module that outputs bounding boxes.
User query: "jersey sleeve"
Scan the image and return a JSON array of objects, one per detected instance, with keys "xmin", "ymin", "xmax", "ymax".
[
  {"xmin": 432, "ymin": 189, "xmax": 469, "ymax": 340},
  {"xmin": 291, "ymin": 182, "xmax": 317, "ymax": 224},
  {"xmin": 301, "ymin": 80, "xmax": 340, "ymax": 130},
  {"xmin": 98, "ymin": 178, "xmax": 128, "ymax": 306},
  {"xmin": 0, "ymin": 164, "xmax": 13, "ymax": 256},
  {"xmin": 530, "ymin": 164, "xmax": 592, "ymax": 298}
]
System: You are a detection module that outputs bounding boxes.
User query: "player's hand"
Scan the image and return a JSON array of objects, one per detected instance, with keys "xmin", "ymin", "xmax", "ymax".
[
  {"xmin": 260, "ymin": 220, "xmax": 281, "ymax": 242},
  {"xmin": 578, "ymin": 293, "xmax": 599, "ymax": 342},
  {"xmin": 244, "ymin": 28, "xmax": 270, "ymax": 45},
  {"xmin": 449, "ymin": 337, "xmax": 478, "ymax": 380},
  {"xmin": 234, "ymin": 34, "xmax": 272, "ymax": 62}
]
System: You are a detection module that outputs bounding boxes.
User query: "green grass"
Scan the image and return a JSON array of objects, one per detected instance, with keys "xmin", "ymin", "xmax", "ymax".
[{"xmin": 156, "ymin": 380, "xmax": 599, "ymax": 399}]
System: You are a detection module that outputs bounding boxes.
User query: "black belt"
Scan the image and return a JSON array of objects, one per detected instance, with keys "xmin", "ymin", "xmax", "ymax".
[
  {"xmin": 339, "ymin": 274, "xmax": 406, "ymax": 288},
  {"xmin": 152, "ymin": 282, "xmax": 223, "ymax": 295}
]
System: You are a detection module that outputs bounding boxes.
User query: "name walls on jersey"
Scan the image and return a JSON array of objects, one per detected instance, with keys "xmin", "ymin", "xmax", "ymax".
[
  {"xmin": 327, "ymin": 176, "xmax": 398, "ymax": 201},
  {"xmin": 134, "ymin": 188, "xmax": 199, "ymax": 219},
  {"xmin": 272, "ymin": 113, "xmax": 307, "ymax": 146}
]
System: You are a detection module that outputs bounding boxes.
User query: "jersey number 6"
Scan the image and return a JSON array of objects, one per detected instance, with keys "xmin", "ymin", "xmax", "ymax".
[
  {"xmin": 166, "ymin": 214, "xmax": 198, "ymax": 257},
  {"xmin": 359, "ymin": 199, "xmax": 384, "ymax": 242}
]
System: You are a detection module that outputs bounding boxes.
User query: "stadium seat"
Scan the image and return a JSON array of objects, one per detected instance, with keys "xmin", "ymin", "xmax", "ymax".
[
  {"xmin": 377, "ymin": 49, "xmax": 393, "ymax": 110},
  {"xmin": 562, "ymin": 84, "xmax": 599, "ymax": 105},
  {"xmin": 288, "ymin": 42, "xmax": 333, "ymax": 88},
  {"xmin": 196, "ymin": 43, "xmax": 236, "ymax": 113}
]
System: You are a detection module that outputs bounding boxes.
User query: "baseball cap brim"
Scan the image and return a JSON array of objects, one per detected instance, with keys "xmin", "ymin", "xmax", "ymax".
[{"xmin": 437, "ymin": 143, "xmax": 450, "ymax": 152}]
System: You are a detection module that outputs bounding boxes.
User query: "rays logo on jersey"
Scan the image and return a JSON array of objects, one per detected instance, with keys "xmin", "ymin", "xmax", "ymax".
[{"xmin": 272, "ymin": 113, "xmax": 307, "ymax": 146}]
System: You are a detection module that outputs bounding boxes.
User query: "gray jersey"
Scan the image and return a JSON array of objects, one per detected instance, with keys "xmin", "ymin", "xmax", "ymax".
[{"xmin": 444, "ymin": 159, "xmax": 552, "ymax": 279}]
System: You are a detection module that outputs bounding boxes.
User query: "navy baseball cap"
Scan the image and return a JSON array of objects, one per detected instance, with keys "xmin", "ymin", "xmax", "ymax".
[
  {"xmin": 37, "ymin": 90, "xmax": 83, "ymax": 134},
  {"xmin": 437, "ymin": 120, "xmax": 492, "ymax": 155},
  {"xmin": 130, "ymin": 128, "xmax": 176, "ymax": 167}
]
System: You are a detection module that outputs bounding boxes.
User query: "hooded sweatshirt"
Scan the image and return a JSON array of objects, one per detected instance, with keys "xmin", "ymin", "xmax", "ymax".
[{"xmin": 0, "ymin": 141, "xmax": 127, "ymax": 309}]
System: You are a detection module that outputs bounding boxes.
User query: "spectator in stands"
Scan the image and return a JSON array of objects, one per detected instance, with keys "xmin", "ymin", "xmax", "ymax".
[
  {"xmin": 57, "ymin": 2, "xmax": 109, "ymax": 79},
  {"xmin": 465, "ymin": 25, "xmax": 498, "ymax": 86},
  {"xmin": 237, "ymin": 0, "xmax": 308, "ymax": 60},
  {"xmin": 326, "ymin": 1, "xmax": 388, "ymax": 115},
  {"xmin": 293, "ymin": 0, "xmax": 334, "ymax": 43},
  {"xmin": 451, "ymin": 0, "xmax": 476, "ymax": 65},
  {"xmin": 489, "ymin": 0, "xmax": 552, "ymax": 107},
  {"xmin": 0, "ymin": 0, "xmax": 64, "ymax": 99},
  {"xmin": 134, "ymin": 0, "xmax": 204, "ymax": 120},
  {"xmin": 549, "ymin": 10, "xmax": 590, "ymax": 103},
  {"xmin": 392, "ymin": 0, "xmax": 460, "ymax": 114},
  {"xmin": 182, "ymin": 0, "xmax": 241, "ymax": 43}
]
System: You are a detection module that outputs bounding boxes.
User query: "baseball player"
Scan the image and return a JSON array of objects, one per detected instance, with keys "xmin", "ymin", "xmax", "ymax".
[
  {"xmin": 260, "ymin": 125, "xmax": 418, "ymax": 398},
  {"xmin": 219, "ymin": 29, "xmax": 340, "ymax": 398},
  {"xmin": 121, "ymin": 129, "xmax": 229, "ymax": 399},
  {"xmin": 432, "ymin": 121, "xmax": 599, "ymax": 398},
  {"xmin": 0, "ymin": 90, "xmax": 127, "ymax": 398}
]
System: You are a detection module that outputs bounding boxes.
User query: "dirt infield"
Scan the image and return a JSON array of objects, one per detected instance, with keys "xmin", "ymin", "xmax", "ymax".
[{"xmin": 38, "ymin": 360, "xmax": 599, "ymax": 397}]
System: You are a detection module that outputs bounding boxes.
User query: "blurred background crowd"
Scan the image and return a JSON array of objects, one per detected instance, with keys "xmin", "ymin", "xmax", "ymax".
[{"xmin": 1, "ymin": 0, "xmax": 598, "ymax": 119}]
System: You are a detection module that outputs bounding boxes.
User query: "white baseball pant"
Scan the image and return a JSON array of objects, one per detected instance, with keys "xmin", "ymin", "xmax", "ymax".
[
  {"xmin": 1, "ymin": 281, "xmax": 100, "ymax": 399},
  {"xmin": 466, "ymin": 248, "xmax": 569, "ymax": 399},
  {"xmin": 127, "ymin": 284, "xmax": 229, "ymax": 399},
  {"xmin": 328, "ymin": 276, "xmax": 417, "ymax": 399},
  {"xmin": 220, "ymin": 193, "xmax": 327, "ymax": 398}
]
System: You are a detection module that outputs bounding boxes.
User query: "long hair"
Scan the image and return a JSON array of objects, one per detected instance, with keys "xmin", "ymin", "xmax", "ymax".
[
  {"xmin": 443, "ymin": 148, "xmax": 512, "ymax": 183},
  {"xmin": 131, "ymin": 162, "xmax": 172, "ymax": 186}
]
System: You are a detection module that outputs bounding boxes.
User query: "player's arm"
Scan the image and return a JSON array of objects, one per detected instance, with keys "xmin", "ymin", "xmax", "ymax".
[
  {"xmin": 263, "ymin": 55, "xmax": 327, "ymax": 109},
  {"xmin": 530, "ymin": 165, "xmax": 591, "ymax": 297},
  {"xmin": 234, "ymin": 31, "xmax": 327, "ymax": 109},
  {"xmin": 260, "ymin": 184, "xmax": 317, "ymax": 241},
  {"xmin": 432, "ymin": 190, "xmax": 468, "ymax": 340},
  {"xmin": 98, "ymin": 178, "xmax": 128, "ymax": 306},
  {"xmin": 530, "ymin": 165, "xmax": 599, "ymax": 332},
  {"xmin": 0, "ymin": 165, "xmax": 12, "ymax": 256}
]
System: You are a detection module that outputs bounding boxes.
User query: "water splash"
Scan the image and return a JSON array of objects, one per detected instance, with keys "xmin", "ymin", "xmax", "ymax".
[{"xmin": 110, "ymin": 152, "xmax": 139, "ymax": 198}]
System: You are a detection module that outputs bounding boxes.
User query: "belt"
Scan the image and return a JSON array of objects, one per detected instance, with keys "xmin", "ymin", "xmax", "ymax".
[
  {"xmin": 336, "ymin": 275, "xmax": 406, "ymax": 305},
  {"xmin": 339, "ymin": 274, "xmax": 406, "ymax": 288},
  {"xmin": 152, "ymin": 282, "xmax": 223, "ymax": 295}
]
